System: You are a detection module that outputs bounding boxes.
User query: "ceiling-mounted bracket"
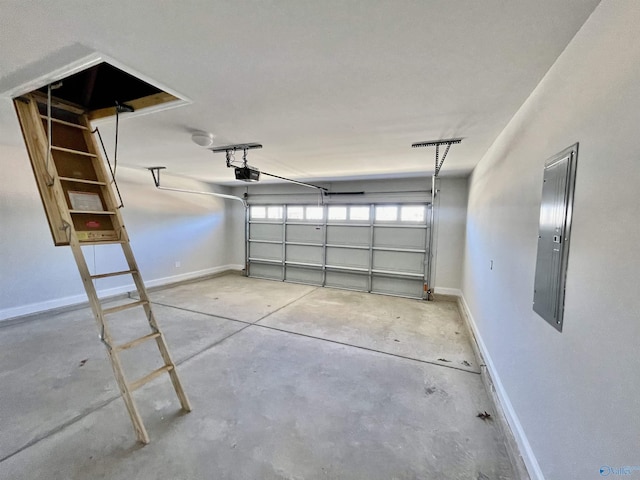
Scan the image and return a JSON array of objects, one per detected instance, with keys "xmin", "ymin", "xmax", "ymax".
[
  {"xmin": 411, "ymin": 137, "xmax": 463, "ymax": 301},
  {"xmin": 115, "ymin": 101, "xmax": 134, "ymax": 113},
  {"xmin": 148, "ymin": 166, "xmax": 166, "ymax": 187},
  {"xmin": 411, "ymin": 138, "xmax": 463, "ymax": 177},
  {"xmin": 210, "ymin": 143, "xmax": 262, "ymax": 169},
  {"xmin": 209, "ymin": 143, "xmax": 262, "ymax": 182},
  {"xmin": 208, "ymin": 142, "xmax": 328, "ymax": 191},
  {"xmin": 211, "ymin": 143, "xmax": 263, "ymax": 156},
  {"xmin": 146, "ymin": 166, "xmax": 246, "ymax": 205}
]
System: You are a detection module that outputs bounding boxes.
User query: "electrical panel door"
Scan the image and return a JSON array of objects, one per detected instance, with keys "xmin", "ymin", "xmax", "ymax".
[{"xmin": 533, "ymin": 144, "xmax": 578, "ymax": 331}]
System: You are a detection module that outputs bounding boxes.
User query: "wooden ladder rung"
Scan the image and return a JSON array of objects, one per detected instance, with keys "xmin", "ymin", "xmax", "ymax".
[
  {"xmin": 102, "ymin": 300, "xmax": 148, "ymax": 316},
  {"xmin": 129, "ymin": 365, "xmax": 174, "ymax": 392},
  {"xmin": 114, "ymin": 332, "xmax": 161, "ymax": 352},
  {"xmin": 79, "ymin": 239, "xmax": 125, "ymax": 245},
  {"xmin": 39, "ymin": 115, "xmax": 88, "ymax": 130},
  {"xmin": 70, "ymin": 210, "xmax": 116, "ymax": 215},
  {"xmin": 58, "ymin": 176, "xmax": 106, "ymax": 186},
  {"xmin": 91, "ymin": 269, "xmax": 137, "ymax": 280},
  {"xmin": 51, "ymin": 146, "xmax": 96, "ymax": 157},
  {"xmin": 30, "ymin": 91, "xmax": 86, "ymax": 114}
]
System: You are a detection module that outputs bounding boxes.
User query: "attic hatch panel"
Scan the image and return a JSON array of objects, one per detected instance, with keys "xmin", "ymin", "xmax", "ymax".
[{"xmin": 35, "ymin": 62, "xmax": 178, "ymax": 120}]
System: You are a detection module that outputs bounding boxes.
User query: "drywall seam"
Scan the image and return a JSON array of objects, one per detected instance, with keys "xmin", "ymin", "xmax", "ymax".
[
  {"xmin": 0, "ymin": 264, "xmax": 243, "ymax": 322},
  {"xmin": 457, "ymin": 294, "xmax": 544, "ymax": 480}
]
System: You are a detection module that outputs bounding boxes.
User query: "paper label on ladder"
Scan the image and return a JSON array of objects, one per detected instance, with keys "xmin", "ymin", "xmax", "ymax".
[
  {"xmin": 68, "ymin": 191, "xmax": 104, "ymax": 212},
  {"xmin": 77, "ymin": 231, "xmax": 119, "ymax": 241}
]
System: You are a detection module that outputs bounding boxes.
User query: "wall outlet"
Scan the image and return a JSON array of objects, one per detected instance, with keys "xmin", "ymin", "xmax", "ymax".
[{"xmin": 175, "ymin": 261, "xmax": 181, "ymax": 268}]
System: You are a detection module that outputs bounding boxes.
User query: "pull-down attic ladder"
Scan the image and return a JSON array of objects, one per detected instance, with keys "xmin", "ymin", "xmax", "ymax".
[{"xmin": 13, "ymin": 87, "xmax": 191, "ymax": 444}]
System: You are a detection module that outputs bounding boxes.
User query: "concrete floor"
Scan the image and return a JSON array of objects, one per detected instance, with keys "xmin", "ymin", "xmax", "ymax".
[{"xmin": 0, "ymin": 274, "xmax": 514, "ymax": 480}]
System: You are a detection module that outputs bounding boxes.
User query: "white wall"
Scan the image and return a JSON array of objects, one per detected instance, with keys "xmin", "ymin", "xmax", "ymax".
[
  {"xmin": 230, "ymin": 176, "xmax": 468, "ymax": 293},
  {"xmin": 0, "ymin": 110, "xmax": 466, "ymax": 320},
  {"xmin": 461, "ymin": 2, "xmax": 640, "ymax": 479},
  {"xmin": 0, "ymin": 125, "xmax": 240, "ymax": 321},
  {"xmin": 432, "ymin": 177, "xmax": 468, "ymax": 293}
]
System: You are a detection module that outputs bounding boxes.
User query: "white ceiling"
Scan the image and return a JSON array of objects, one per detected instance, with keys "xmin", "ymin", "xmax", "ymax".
[{"xmin": 0, "ymin": 0, "xmax": 600, "ymax": 185}]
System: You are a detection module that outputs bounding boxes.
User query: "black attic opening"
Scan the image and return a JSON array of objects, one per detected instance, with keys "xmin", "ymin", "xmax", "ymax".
[{"xmin": 37, "ymin": 62, "xmax": 162, "ymax": 110}]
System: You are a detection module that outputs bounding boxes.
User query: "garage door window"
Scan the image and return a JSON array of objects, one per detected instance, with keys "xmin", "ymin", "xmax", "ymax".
[
  {"xmin": 401, "ymin": 205, "xmax": 426, "ymax": 222},
  {"xmin": 375, "ymin": 206, "xmax": 398, "ymax": 222},
  {"xmin": 250, "ymin": 206, "xmax": 266, "ymax": 219},
  {"xmin": 267, "ymin": 206, "xmax": 283, "ymax": 219},
  {"xmin": 306, "ymin": 206, "xmax": 323, "ymax": 220},
  {"xmin": 287, "ymin": 206, "xmax": 304, "ymax": 220},
  {"xmin": 328, "ymin": 206, "xmax": 347, "ymax": 220},
  {"xmin": 349, "ymin": 206, "xmax": 370, "ymax": 221}
]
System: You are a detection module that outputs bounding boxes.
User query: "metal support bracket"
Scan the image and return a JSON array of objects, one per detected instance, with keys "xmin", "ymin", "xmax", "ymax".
[
  {"xmin": 92, "ymin": 126, "xmax": 125, "ymax": 208},
  {"xmin": 98, "ymin": 323, "xmax": 113, "ymax": 351},
  {"xmin": 210, "ymin": 143, "xmax": 263, "ymax": 154},
  {"xmin": 148, "ymin": 166, "xmax": 166, "ymax": 187},
  {"xmin": 146, "ymin": 166, "xmax": 246, "ymax": 205},
  {"xmin": 209, "ymin": 142, "xmax": 329, "ymax": 193},
  {"xmin": 412, "ymin": 137, "xmax": 463, "ymax": 178},
  {"xmin": 411, "ymin": 137, "xmax": 463, "ymax": 300}
]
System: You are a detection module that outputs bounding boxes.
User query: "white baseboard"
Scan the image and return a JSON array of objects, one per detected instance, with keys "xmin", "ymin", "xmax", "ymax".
[
  {"xmin": 0, "ymin": 293, "xmax": 91, "ymax": 322},
  {"xmin": 458, "ymin": 294, "xmax": 544, "ymax": 480},
  {"xmin": 0, "ymin": 264, "xmax": 243, "ymax": 322},
  {"xmin": 143, "ymin": 264, "xmax": 243, "ymax": 289},
  {"xmin": 433, "ymin": 286, "xmax": 462, "ymax": 296}
]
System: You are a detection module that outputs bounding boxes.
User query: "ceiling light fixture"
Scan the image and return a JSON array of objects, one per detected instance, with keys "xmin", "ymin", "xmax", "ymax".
[{"xmin": 191, "ymin": 131, "xmax": 215, "ymax": 148}]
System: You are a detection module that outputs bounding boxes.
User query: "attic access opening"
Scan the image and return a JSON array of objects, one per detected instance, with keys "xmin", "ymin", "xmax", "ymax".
[
  {"xmin": 27, "ymin": 61, "xmax": 181, "ymax": 121},
  {"xmin": 11, "ymin": 57, "xmax": 187, "ymax": 246}
]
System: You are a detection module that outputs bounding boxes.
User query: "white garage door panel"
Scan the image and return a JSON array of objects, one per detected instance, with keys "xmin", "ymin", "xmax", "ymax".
[
  {"xmin": 286, "ymin": 245, "xmax": 323, "ymax": 264},
  {"xmin": 373, "ymin": 250, "xmax": 424, "ymax": 274},
  {"xmin": 326, "ymin": 247, "xmax": 369, "ymax": 269},
  {"xmin": 286, "ymin": 224, "xmax": 323, "ymax": 243},
  {"xmin": 250, "ymin": 263, "xmax": 281, "ymax": 280},
  {"xmin": 373, "ymin": 227, "xmax": 425, "ymax": 249},
  {"xmin": 325, "ymin": 271, "xmax": 368, "ymax": 291},
  {"xmin": 247, "ymin": 203, "xmax": 429, "ymax": 299},
  {"xmin": 285, "ymin": 266, "xmax": 323, "ymax": 285},
  {"xmin": 327, "ymin": 225, "xmax": 369, "ymax": 245},
  {"xmin": 250, "ymin": 223, "xmax": 283, "ymax": 241},
  {"xmin": 372, "ymin": 276, "xmax": 423, "ymax": 297},
  {"xmin": 249, "ymin": 242, "xmax": 282, "ymax": 261}
]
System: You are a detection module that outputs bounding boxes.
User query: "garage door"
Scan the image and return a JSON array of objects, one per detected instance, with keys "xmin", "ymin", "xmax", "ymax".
[{"xmin": 247, "ymin": 203, "xmax": 429, "ymax": 299}]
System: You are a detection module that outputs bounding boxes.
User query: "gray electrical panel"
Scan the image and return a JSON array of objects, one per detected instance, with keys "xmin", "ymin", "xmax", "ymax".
[{"xmin": 533, "ymin": 143, "xmax": 578, "ymax": 331}]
